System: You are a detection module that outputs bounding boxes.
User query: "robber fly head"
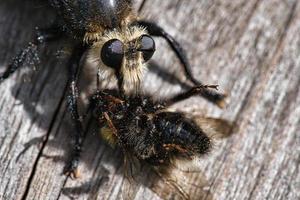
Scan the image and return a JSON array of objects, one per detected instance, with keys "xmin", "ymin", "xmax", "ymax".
[{"xmin": 89, "ymin": 26, "xmax": 156, "ymax": 93}]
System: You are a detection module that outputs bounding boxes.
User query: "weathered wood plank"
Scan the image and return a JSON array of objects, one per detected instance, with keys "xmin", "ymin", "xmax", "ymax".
[
  {"xmin": 0, "ymin": 1, "xmax": 69, "ymax": 200},
  {"xmin": 0, "ymin": 0, "xmax": 299, "ymax": 200}
]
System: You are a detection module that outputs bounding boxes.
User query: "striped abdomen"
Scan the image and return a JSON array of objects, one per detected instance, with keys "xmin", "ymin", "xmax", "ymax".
[{"xmin": 154, "ymin": 112, "xmax": 211, "ymax": 157}]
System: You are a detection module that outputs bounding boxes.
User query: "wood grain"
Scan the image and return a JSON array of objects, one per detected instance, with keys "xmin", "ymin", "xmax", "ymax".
[{"xmin": 0, "ymin": 0, "xmax": 299, "ymax": 200}]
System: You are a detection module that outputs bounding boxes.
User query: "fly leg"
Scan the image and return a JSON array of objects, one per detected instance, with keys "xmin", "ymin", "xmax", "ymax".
[
  {"xmin": 64, "ymin": 44, "xmax": 87, "ymax": 179},
  {"xmin": 165, "ymin": 84, "xmax": 220, "ymax": 106},
  {"xmin": 0, "ymin": 25, "xmax": 62, "ymax": 82},
  {"xmin": 135, "ymin": 21, "xmax": 227, "ymax": 108}
]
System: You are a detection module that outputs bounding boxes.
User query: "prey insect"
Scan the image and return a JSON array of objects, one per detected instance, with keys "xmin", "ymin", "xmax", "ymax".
[
  {"xmin": 89, "ymin": 85, "xmax": 231, "ymax": 199},
  {"xmin": 0, "ymin": 0, "xmax": 226, "ymax": 177},
  {"xmin": 91, "ymin": 85, "xmax": 215, "ymax": 165}
]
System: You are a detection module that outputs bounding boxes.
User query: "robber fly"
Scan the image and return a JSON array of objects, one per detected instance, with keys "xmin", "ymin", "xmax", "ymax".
[
  {"xmin": 0, "ymin": 0, "xmax": 226, "ymax": 176},
  {"xmin": 88, "ymin": 85, "xmax": 231, "ymax": 199}
]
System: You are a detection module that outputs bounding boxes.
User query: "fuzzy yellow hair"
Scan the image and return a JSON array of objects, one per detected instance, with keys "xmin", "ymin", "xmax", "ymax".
[
  {"xmin": 100, "ymin": 126, "xmax": 117, "ymax": 147},
  {"xmin": 87, "ymin": 26, "xmax": 148, "ymax": 94}
]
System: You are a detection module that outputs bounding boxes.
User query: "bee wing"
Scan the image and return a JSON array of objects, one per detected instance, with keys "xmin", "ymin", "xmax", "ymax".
[
  {"xmin": 150, "ymin": 165, "xmax": 214, "ymax": 200},
  {"xmin": 120, "ymin": 153, "xmax": 140, "ymax": 200},
  {"xmin": 120, "ymin": 153, "xmax": 213, "ymax": 200},
  {"xmin": 192, "ymin": 116, "xmax": 234, "ymax": 139}
]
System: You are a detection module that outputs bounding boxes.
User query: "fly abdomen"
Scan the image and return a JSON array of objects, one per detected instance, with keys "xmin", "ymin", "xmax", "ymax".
[{"xmin": 154, "ymin": 112, "xmax": 212, "ymax": 156}]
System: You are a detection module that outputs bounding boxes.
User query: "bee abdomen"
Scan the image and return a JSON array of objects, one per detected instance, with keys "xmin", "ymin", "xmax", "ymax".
[{"xmin": 154, "ymin": 112, "xmax": 212, "ymax": 156}]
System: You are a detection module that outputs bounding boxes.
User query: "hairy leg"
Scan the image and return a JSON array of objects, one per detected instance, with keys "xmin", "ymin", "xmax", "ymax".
[
  {"xmin": 64, "ymin": 44, "xmax": 87, "ymax": 178},
  {"xmin": 165, "ymin": 84, "xmax": 219, "ymax": 106},
  {"xmin": 0, "ymin": 25, "xmax": 62, "ymax": 82}
]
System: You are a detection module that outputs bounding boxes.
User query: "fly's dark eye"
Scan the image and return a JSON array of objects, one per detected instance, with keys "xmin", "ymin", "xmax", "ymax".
[
  {"xmin": 139, "ymin": 35, "xmax": 155, "ymax": 62},
  {"xmin": 101, "ymin": 39, "xmax": 124, "ymax": 69}
]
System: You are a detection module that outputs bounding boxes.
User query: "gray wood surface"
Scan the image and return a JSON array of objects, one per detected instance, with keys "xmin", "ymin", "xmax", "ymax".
[{"xmin": 0, "ymin": 0, "xmax": 299, "ymax": 200}]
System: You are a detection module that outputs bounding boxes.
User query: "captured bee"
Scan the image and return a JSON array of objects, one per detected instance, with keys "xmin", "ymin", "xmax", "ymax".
[
  {"xmin": 0, "ymin": 0, "xmax": 226, "ymax": 176},
  {"xmin": 92, "ymin": 89, "xmax": 211, "ymax": 165},
  {"xmin": 90, "ymin": 85, "xmax": 229, "ymax": 166},
  {"xmin": 88, "ymin": 86, "xmax": 232, "ymax": 199}
]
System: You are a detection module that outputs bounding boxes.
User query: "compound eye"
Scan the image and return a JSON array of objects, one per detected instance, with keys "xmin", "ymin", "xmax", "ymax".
[
  {"xmin": 101, "ymin": 39, "xmax": 124, "ymax": 69},
  {"xmin": 139, "ymin": 35, "xmax": 155, "ymax": 62}
]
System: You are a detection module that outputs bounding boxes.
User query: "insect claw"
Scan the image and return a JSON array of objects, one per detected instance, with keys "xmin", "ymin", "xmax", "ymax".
[
  {"xmin": 63, "ymin": 158, "xmax": 81, "ymax": 179},
  {"xmin": 204, "ymin": 84, "xmax": 219, "ymax": 90},
  {"xmin": 64, "ymin": 167, "xmax": 81, "ymax": 179},
  {"xmin": 194, "ymin": 84, "xmax": 219, "ymax": 92}
]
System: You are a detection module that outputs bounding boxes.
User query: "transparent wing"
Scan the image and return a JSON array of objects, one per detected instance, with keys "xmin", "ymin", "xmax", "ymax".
[
  {"xmin": 119, "ymin": 154, "xmax": 210, "ymax": 200},
  {"xmin": 120, "ymin": 153, "xmax": 149, "ymax": 200},
  {"xmin": 192, "ymin": 116, "xmax": 234, "ymax": 139},
  {"xmin": 150, "ymin": 164, "xmax": 214, "ymax": 200}
]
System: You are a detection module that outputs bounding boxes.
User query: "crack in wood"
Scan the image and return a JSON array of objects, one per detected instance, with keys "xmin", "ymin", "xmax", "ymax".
[{"xmin": 20, "ymin": 82, "xmax": 69, "ymax": 200}]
